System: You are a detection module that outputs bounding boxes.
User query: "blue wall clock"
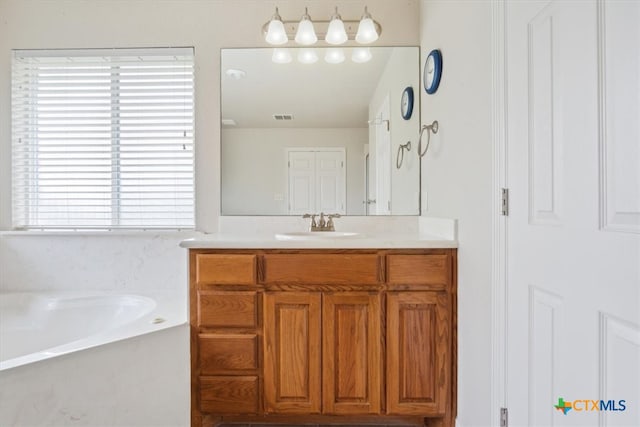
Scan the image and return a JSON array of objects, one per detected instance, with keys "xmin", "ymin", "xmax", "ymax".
[
  {"xmin": 424, "ymin": 49, "xmax": 442, "ymax": 94},
  {"xmin": 401, "ymin": 86, "xmax": 414, "ymax": 120}
]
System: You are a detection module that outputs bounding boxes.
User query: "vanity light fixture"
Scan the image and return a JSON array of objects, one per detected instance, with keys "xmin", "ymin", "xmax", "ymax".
[
  {"xmin": 297, "ymin": 48, "xmax": 319, "ymax": 64},
  {"xmin": 263, "ymin": 6, "xmax": 381, "ymax": 46},
  {"xmin": 351, "ymin": 47, "xmax": 372, "ymax": 63},
  {"xmin": 355, "ymin": 6, "xmax": 379, "ymax": 44},
  {"xmin": 294, "ymin": 7, "xmax": 317, "ymax": 45},
  {"xmin": 324, "ymin": 48, "xmax": 345, "ymax": 64},
  {"xmin": 272, "ymin": 48, "xmax": 292, "ymax": 64},
  {"xmin": 264, "ymin": 7, "xmax": 288, "ymax": 45},
  {"xmin": 325, "ymin": 7, "xmax": 348, "ymax": 45}
]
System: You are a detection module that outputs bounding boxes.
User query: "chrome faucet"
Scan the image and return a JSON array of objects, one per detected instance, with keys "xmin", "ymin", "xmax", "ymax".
[
  {"xmin": 318, "ymin": 212, "xmax": 326, "ymax": 229},
  {"xmin": 303, "ymin": 213, "xmax": 341, "ymax": 231}
]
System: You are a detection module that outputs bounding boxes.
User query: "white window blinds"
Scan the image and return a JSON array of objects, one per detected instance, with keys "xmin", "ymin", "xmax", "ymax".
[{"xmin": 11, "ymin": 48, "xmax": 195, "ymax": 230}]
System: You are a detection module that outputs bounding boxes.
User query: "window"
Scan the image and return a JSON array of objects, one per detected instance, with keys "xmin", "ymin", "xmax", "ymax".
[{"xmin": 11, "ymin": 48, "xmax": 195, "ymax": 230}]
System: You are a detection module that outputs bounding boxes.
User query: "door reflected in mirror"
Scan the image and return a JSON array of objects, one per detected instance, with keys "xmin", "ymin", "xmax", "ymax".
[{"xmin": 221, "ymin": 47, "xmax": 420, "ymax": 215}]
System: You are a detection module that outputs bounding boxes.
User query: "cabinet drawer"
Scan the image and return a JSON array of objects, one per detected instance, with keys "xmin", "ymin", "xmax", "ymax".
[
  {"xmin": 197, "ymin": 291, "xmax": 258, "ymax": 328},
  {"xmin": 263, "ymin": 254, "xmax": 380, "ymax": 285},
  {"xmin": 200, "ymin": 334, "xmax": 258, "ymax": 373},
  {"xmin": 200, "ymin": 376, "xmax": 259, "ymax": 414},
  {"xmin": 196, "ymin": 254, "xmax": 256, "ymax": 286},
  {"xmin": 387, "ymin": 254, "xmax": 450, "ymax": 286}
]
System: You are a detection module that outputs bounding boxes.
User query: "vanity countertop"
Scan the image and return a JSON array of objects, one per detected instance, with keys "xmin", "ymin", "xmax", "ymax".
[{"xmin": 179, "ymin": 232, "xmax": 457, "ymax": 249}]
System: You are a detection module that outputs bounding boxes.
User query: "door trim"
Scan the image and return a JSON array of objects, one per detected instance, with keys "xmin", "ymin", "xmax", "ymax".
[{"xmin": 491, "ymin": 0, "xmax": 508, "ymax": 425}]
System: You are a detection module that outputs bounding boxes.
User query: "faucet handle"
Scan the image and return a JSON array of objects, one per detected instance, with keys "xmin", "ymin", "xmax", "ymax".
[
  {"xmin": 326, "ymin": 213, "xmax": 341, "ymax": 231},
  {"xmin": 302, "ymin": 214, "xmax": 318, "ymax": 231},
  {"xmin": 302, "ymin": 213, "xmax": 317, "ymax": 228}
]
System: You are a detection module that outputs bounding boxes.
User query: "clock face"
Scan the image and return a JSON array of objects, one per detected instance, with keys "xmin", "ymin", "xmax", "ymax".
[{"xmin": 425, "ymin": 55, "xmax": 435, "ymax": 87}]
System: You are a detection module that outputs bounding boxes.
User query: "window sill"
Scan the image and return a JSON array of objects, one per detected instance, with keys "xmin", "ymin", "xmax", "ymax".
[{"xmin": 0, "ymin": 229, "xmax": 198, "ymax": 237}]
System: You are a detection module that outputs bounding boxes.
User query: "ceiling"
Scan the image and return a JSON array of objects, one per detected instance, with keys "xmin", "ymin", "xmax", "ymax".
[{"xmin": 221, "ymin": 47, "xmax": 394, "ymax": 129}]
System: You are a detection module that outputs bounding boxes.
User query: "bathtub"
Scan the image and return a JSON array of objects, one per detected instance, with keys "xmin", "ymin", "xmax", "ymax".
[
  {"xmin": 0, "ymin": 290, "xmax": 186, "ymax": 371},
  {"xmin": 0, "ymin": 290, "xmax": 190, "ymax": 426}
]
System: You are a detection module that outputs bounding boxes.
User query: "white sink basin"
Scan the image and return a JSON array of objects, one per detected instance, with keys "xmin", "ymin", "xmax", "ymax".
[{"xmin": 275, "ymin": 231, "xmax": 362, "ymax": 241}]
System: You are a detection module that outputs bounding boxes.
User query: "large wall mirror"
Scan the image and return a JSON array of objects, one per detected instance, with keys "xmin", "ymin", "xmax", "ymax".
[{"xmin": 221, "ymin": 47, "xmax": 420, "ymax": 216}]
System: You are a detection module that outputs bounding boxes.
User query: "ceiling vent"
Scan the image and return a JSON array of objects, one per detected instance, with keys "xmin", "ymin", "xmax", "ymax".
[{"xmin": 273, "ymin": 114, "xmax": 294, "ymax": 121}]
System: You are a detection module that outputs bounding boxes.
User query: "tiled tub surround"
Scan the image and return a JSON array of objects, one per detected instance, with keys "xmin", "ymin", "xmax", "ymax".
[{"xmin": 0, "ymin": 232, "xmax": 196, "ymax": 292}]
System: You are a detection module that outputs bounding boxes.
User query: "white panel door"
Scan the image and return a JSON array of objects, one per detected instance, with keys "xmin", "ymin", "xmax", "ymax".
[
  {"xmin": 288, "ymin": 151, "xmax": 315, "ymax": 215},
  {"xmin": 506, "ymin": 1, "xmax": 639, "ymax": 426},
  {"xmin": 288, "ymin": 149, "xmax": 345, "ymax": 215}
]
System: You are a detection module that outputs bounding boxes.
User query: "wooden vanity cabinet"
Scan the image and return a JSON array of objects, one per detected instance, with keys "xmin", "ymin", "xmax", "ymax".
[{"xmin": 189, "ymin": 249, "xmax": 457, "ymax": 427}]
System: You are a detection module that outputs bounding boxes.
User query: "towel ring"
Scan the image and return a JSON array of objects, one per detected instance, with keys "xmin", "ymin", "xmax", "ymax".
[
  {"xmin": 396, "ymin": 141, "xmax": 411, "ymax": 169},
  {"xmin": 418, "ymin": 120, "xmax": 439, "ymax": 157}
]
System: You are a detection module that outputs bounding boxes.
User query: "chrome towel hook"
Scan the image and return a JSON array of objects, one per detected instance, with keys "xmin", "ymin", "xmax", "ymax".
[
  {"xmin": 396, "ymin": 141, "xmax": 411, "ymax": 169},
  {"xmin": 418, "ymin": 120, "xmax": 439, "ymax": 157}
]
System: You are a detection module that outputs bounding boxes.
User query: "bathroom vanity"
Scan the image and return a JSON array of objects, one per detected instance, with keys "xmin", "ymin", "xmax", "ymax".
[{"xmin": 183, "ymin": 233, "xmax": 457, "ymax": 427}]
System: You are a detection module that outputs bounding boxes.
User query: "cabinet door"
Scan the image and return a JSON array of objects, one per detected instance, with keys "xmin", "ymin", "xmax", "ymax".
[
  {"xmin": 323, "ymin": 292, "xmax": 381, "ymax": 415},
  {"xmin": 387, "ymin": 292, "xmax": 450, "ymax": 415},
  {"xmin": 263, "ymin": 292, "xmax": 321, "ymax": 414}
]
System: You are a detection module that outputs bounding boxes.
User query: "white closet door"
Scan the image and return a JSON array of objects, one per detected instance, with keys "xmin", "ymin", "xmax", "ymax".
[{"xmin": 288, "ymin": 149, "xmax": 346, "ymax": 215}]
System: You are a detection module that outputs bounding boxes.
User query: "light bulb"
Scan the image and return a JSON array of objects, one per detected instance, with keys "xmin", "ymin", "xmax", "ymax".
[
  {"xmin": 355, "ymin": 7, "xmax": 379, "ymax": 44},
  {"xmin": 297, "ymin": 48, "xmax": 319, "ymax": 64},
  {"xmin": 295, "ymin": 8, "xmax": 317, "ymax": 45},
  {"xmin": 324, "ymin": 48, "xmax": 345, "ymax": 64},
  {"xmin": 264, "ymin": 7, "xmax": 288, "ymax": 45},
  {"xmin": 272, "ymin": 48, "xmax": 292, "ymax": 64},
  {"xmin": 325, "ymin": 7, "xmax": 348, "ymax": 45},
  {"xmin": 351, "ymin": 47, "xmax": 372, "ymax": 63}
]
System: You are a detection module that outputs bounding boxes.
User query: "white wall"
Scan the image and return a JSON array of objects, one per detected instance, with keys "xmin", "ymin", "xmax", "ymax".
[
  {"xmin": 369, "ymin": 48, "xmax": 421, "ymax": 214},
  {"xmin": 222, "ymin": 128, "xmax": 366, "ymax": 215},
  {"xmin": 420, "ymin": 1, "xmax": 493, "ymax": 426}
]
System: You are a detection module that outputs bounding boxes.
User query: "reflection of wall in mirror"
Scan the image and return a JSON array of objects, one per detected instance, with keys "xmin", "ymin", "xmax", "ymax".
[
  {"xmin": 222, "ymin": 128, "xmax": 366, "ymax": 215},
  {"xmin": 368, "ymin": 48, "xmax": 420, "ymax": 214}
]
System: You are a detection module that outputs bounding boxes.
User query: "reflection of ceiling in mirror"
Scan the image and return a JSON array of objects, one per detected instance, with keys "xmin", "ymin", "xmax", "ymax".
[{"xmin": 221, "ymin": 48, "xmax": 394, "ymax": 129}]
